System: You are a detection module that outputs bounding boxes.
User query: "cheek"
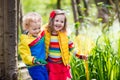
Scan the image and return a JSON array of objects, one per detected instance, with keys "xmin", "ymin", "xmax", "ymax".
[
  {"xmin": 31, "ymin": 30, "xmax": 36, "ymax": 33},
  {"xmin": 30, "ymin": 31, "xmax": 34, "ymax": 34},
  {"xmin": 62, "ymin": 23, "xmax": 64, "ymax": 26},
  {"xmin": 61, "ymin": 26, "xmax": 64, "ymax": 29},
  {"xmin": 53, "ymin": 22, "xmax": 56, "ymax": 25},
  {"xmin": 61, "ymin": 23, "xmax": 64, "ymax": 27}
]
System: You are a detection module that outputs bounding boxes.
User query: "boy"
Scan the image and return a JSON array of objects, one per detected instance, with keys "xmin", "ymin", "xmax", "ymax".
[{"xmin": 19, "ymin": 12, "xmax": 48, "ymax": 80}]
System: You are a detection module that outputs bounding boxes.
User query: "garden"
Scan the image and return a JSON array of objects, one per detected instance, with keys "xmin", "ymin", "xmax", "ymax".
[{"xmin": 18, "ymin": 0, "xmax": 120, "ymax": 80}]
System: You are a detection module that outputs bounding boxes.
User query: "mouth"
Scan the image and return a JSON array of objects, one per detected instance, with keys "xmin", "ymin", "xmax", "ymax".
[{"xmin": 55, "ymin": 25, "xmax": 61, "ymax": 28}]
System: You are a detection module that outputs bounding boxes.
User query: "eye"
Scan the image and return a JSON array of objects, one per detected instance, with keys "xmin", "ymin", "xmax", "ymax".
[{"xmin": 55, "ymin": 20, "xmax": 58, "ymax": 22}]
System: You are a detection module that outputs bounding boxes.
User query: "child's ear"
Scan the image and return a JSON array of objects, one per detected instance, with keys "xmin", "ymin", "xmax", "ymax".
[{"xmin": 24, "ymin": 24, "xmax": 29, "ymax": 30}]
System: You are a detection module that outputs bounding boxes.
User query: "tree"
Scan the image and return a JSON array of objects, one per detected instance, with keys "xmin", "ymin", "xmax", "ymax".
[
  {"xmin": 0, "ymin": 0, "xmax": 19, "ymax": 80},
  {"xmin": 57, "ymin": 0, "xmax": 61, "ymax": 9},
  {"xmin": 71, "ymin": 0, "xmax": 89, "ymax": 36},
  {"xmin": 95, "ymin": 0, "xmax": 113, "ymax": 23},
  {"xmin": 71, "ymin": 0, "xmax": 79, "ymax": 36}
]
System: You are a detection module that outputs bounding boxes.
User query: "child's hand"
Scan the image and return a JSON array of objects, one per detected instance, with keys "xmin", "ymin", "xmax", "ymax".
[
  {"xmin": 79, "ymin": 54, "xmax": 88, "ymax": 60},
  {"xmin": 33, "ymin": 58, "xmax": 47, "ymax": 65},
  {"xmin": 83, "ymin": 55, "xmax": 88, "ymax": 60}
]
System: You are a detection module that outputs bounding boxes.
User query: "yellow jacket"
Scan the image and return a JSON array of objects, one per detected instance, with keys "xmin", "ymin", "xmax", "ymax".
[
  {"xmin": 45, "ymin": 30, "xmax": 70, "ymax": 66},
  {"xmin": 18, "ymin": 34, "xmax": 36, "ymax": 66}
]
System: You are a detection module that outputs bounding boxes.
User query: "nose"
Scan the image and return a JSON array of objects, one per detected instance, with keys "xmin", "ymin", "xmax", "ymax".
[{"xmin": 57, "ymin": 21, "xmax": 61, "ymax": 25}]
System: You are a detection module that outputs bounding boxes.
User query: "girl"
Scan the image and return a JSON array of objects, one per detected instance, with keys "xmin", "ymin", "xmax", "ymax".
[
  {"xmin": 19, "ymin": 12, "xmax": 48, "ymax": 80},
  {"xmin": 44, "ymin": 10, "xmax": 87, "ymax": 80}
]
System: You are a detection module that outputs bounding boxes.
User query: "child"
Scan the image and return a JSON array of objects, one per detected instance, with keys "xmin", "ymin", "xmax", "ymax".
[
  {"xmin": 18, "ymin": 12, "xmax": 48, "ymax": 80},
  {"xmin": 44, "ymin": 10, "xmax": 87, "ymax": 80}
]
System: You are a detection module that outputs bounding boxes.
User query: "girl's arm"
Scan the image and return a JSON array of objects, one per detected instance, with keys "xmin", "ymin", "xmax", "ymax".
[{"xmin": 69, "ymin": 41, "xmax": 88, "ymax": 60}]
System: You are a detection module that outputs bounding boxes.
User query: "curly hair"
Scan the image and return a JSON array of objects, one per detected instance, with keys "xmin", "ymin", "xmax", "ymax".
[{"xmin": 22, "ymin": 12, "xmax": 42, "ymax": 31}]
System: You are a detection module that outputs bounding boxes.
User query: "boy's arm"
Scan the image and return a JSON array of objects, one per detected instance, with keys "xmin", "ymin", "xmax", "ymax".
[{"xmin": 18, "ymin": 41, "xmax": 34, "ymax": 66}]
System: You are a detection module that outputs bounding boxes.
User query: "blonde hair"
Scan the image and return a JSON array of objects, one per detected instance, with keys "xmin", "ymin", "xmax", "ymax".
[
  {"xmin": 46, "ymin": 9, "xmax": 67, "ymax": 33},
  {"xmin": 22, "ymin": 12, "xmax": 42, "ymax": 30}
]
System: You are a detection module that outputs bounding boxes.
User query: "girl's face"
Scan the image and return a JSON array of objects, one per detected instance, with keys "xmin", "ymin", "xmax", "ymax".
[
  {"xmin": 53, "ymin": 14, "xmax": 65, "ymax": 32},
  {"xmin": 28, "ymin": 21, "xmax": 41, "ymax": 37}
]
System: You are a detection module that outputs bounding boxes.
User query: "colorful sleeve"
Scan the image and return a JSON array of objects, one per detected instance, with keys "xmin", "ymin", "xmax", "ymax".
[
  {"xmin": 75, "ymin": 53, "xmax": 87, "ymax": 60},
  {"xmin": 68, "ymin": 41, "xmax": 74, "ymax": 52},
  {"xmin": 68, "ymin": 40, "xmax": 87, "ymax": 60},
  {"xmin": 18, "ymin": 40, "xmax": 34, "ymax": 66}
]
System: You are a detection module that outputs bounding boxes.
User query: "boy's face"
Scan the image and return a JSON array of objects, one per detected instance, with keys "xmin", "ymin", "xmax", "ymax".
[
  {"xmin": 53, "ymin": 14, "xmax": 65, "ymax": 32},
  {"xmin": 28, "ymin": 21, "xmax": 41, "ymax": 37}
]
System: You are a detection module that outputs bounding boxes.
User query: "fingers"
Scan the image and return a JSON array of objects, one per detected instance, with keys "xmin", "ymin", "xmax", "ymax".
[
  {"xmin": 36, "ymin": 62, "xmax": 41, "ymax": 64},
  {"xmin": 36, "ymin": 61, "xmax": 46, "ymax": 65}
]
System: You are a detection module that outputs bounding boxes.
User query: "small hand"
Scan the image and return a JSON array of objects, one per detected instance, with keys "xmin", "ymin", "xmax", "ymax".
[
  {"xmin": 79, "ymin": 54, "xmax": 88, "ymax": 60},
  {"xmin": 83, "ymin": 55, "xmax": 88, "ymax": 60},
  {"xmin": 33, "ymin": 58, "xmax": 47, "ymax": 65}
]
